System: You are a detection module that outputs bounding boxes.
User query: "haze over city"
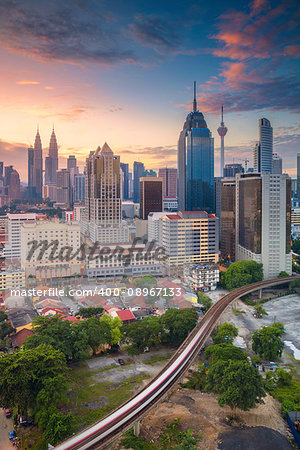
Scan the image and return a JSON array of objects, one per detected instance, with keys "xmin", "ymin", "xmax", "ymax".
[{"xmin": 0, "ymin": 0, "xmax": 299, "ymax": 179}]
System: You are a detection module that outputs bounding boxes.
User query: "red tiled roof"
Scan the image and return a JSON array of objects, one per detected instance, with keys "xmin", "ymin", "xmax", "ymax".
[
  {"xmin": 61, "ymin": 316, "xmax": 79, "ymax": 323},
  {"xmin": 116, "ymin": 309, "xmax": 135, "ymax": 322},
  {"xmin": 11, "ymin": 328, "xmax": 34, "ymax": 348},
  {"xmin": 166, "ymin": 214, "xmax": 181, "ymax": 219},
  {"xmin": 42, "ymin": 307, "xmax": 65, "ymax": 316}
]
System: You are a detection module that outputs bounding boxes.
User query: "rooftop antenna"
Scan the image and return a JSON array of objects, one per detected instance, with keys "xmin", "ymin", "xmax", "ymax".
[{"xmin": 193, "ymin": 81, "xmax": 197, "ymax": 112}]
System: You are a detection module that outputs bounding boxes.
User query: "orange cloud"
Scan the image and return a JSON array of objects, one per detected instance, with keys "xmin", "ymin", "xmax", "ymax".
[{"xmin": 16, "ymin": 80, "xmax": 40, "ymax": 85}]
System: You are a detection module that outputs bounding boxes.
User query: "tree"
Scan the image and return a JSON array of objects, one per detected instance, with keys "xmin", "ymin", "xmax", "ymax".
[
  {"xmin": 24, "ymin": 315, "xmax": 89, "ymax": 361},
  {"xmin": 161, "ymin": 308, "xmax": 198, "ymax": 346},
  {"xmin": 254, "ymin": 303, "xmax": 268, "ymax": 317},
  {"xmin": 134, "ymin": 276, "xmax": 157, "ymax": 289},
  {"xmin": 222, "ymin": 261, "xmax": 263, "ymax": 290},
  {"xmin": 0, "ymin": 344, "xmax": 67, "ymax": 415},
  {"xmin": 100, "ymin": 314, "xmax": 122, "ymax": 346},
  {"xmin": 292, "ymin": 238, "xmax": 300, "ymax": 254},
  {"xmin": 0, "ymin": 311, "xmax": 7, "ymax": 322},
  {"xmin": 206, "ymin": 359, "xmax": 266, "ymax": 411},
  {"xmin": 160, "ymin": 418, "xmax": 201, "ymax": 449},
  {"xmin": 80, "ymin": 317, "xmax": 111, "ymax": 355},
  {"xmin": 0, "ymin": 322, "xmax": 15, "ymax": 339},
  {"xmin": 122, "ymin": 316, "xmax": 163, "ymax": 353},
  {"xmin": 44, "ymin": 412, "xmax": 74, "ymax": 446},
  {"xmin": 197, "ymin": 293, "xmax": 212, "ymax": 312},
  {"xmin": 205, "ymin": 343, "xmax": 247, "ymax": 362},
  {"xmin": 212, "ymin": 323, "xmax": 238, "ymax": 344},
  {"xmin": 278, "ymin": 271, "xmax": 289, "ymax": 278},
  {"xmin": 252, "ymin": 324, "xmax": 284, "ymax": 360},
  {"xmin": 78, "ymin": 306, "xmax": 103, "ymax": 318}
]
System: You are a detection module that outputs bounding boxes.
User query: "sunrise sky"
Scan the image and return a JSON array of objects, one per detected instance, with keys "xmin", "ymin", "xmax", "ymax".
[{"xmin": 0, "ymin": 0, "xmax": 299, "ymax": 180}]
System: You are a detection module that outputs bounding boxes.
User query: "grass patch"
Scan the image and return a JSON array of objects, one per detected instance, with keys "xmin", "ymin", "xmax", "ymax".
[
  {"xmin": 145, "ymin": 354, "xmax": 172, "ymax": 365},
  {"xmin": 66, "ymin": 364, "xmax": 151, "ymax": 430},
  {"xmin": 232, "ymin": 307, "xmax": 246, "ymax": 315}
]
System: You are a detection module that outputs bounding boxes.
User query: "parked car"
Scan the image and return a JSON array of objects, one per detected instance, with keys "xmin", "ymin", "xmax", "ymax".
[
  {"xmin": 118, "ymin": 358, "xmax": 125, "ymax": 366},
  {"xmin": 4, "ymin": 409, "xmax": 12, "ymax": 418},
  {"xmin": 9, "ymin": 430, "xmax": 16, "ymax": 440}
]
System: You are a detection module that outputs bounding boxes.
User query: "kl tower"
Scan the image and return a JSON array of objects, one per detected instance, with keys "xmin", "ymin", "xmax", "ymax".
[{"xmin": 217, "ymin": 105, "xmax": 228, "ymax": 177}]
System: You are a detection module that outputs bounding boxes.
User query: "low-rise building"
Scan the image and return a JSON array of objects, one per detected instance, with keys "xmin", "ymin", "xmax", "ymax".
[
  {"xmin": 21, "ymin": 221, "xmax": 81, "ymax": 278},
  {"xmin": 183, "ymin": 263, "xmax": 219, "ymax": 291},
  {"xmin": 0, "ymin": 270, "xmax": 25, "ymax": 291}
]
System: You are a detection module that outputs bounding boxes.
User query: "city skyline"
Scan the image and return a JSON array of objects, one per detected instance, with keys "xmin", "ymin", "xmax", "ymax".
[{"xmin": 0, "ymin": 0, "xmax": 299, "ymax": 179}]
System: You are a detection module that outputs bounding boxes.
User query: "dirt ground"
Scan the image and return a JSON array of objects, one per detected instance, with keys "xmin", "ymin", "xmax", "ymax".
[{"xmin": 111, "ymin": 385, "xmax": 292, "ymax": 449}]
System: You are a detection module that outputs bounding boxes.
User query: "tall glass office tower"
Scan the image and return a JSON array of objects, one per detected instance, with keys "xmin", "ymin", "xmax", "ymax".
[{"xmin": 178, "ymin": 82, "xmax": 214, "ymax": 212}]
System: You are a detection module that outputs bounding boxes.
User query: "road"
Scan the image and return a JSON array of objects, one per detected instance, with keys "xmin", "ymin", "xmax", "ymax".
[
  {"xmin": 55, "ymin": 276, "xmax": 299, "ymax": 450},
  {"xmin": 0, "ymin": 411, "xmax": 13, "ymax": 449}
]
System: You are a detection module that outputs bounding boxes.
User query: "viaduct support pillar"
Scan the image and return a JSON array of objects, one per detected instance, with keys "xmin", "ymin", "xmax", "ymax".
[
  {"xmin": 258, "ymin": 289, "xmax": 262, "ymax": 300},
  {"xmin": 134, "ymin": 421, "xmax": 141, "ymax": 437}
]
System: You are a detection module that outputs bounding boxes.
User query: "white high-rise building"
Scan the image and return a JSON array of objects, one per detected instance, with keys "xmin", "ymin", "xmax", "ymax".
[
  {"xmin": 81, "ymin": 143, "xmax": 129, "ymax": 243},
  {"xmin": 148, "ymin": 211, "xmax": 177, "ymax": 245},
  {"xmin": 4, "ymin": 213, "xmax": 37, "ymax": 260},
  {"xmin": 253, "ymin": 118, "xmax": 273, "ymax": 173},
  {"xmin": 236, "ymin": 173, "xmax": 292, "ymax": 279}
]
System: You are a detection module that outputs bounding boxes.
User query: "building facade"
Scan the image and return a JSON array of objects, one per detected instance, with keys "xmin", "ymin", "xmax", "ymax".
[
  {"xmin": 82, "ymin": 143, "xmax": 129, "ymax": 243},
  {"xmin": 223, "ymin": 163, "xmax": 244, "ymax": 178},
  {"xmin": 21, "ymin": 221, "xmax": 81, "ymax": 278},
  {"xmin": 236, "ymin": 173, "xmax": 292, "ymax": 278},
  {"xmin": 158, "ymin": 168, "xmax": 177, "ymax": 198},
  {"xmin": 184, "ymin": 262, "xmax": 219, "ymax": 291},
  {"xmin": 253, "ymin": 118, "xmax": 273, "ymax": 173},
  {"xmin": 178, "ymin": 83, "xmax": 214, "ymax": 212},
  {"xmin": 139, "ymin": 177, "xmax": 163, "ymax": 220},
  {"xmin": 32, "ymin": 129, "xmax": 43, "ymax": 198},
  {"xmin": 272, "ymin": 153, "xmax": 282, "ymax": 175},
  {"xmin": 74, "ymin": 173, "xmax": 85, "ymax": 203},
  {"xmin": 4, "ymin": 213, "xmax": 37, "ymax": 260},
  {"xmin": 45, "ymin": 128, "xmax": 59, "ymax": 185},
  {"xmin": 120, "ymin": 163, "xmax": 129, "ymax": 200},
  {"xmin": 161, "ymin": 211, "xmax": 219, "ymax": 273},
  {"xmin": 56, "ymin": 169, "xmax": 71, "ymax": 205},
  {"xmin": 133, "ymin": 162, "xmax": 145, "ymax": 204},
  {"xmin": 221, "ymin": 178, "xmax": 236, "ymax": 261}
]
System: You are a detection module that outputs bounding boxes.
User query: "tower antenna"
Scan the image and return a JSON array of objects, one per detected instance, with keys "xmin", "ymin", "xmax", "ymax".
[{"xmin": 193, "ymin": 81, "xmax": 197, "ymax": 112}]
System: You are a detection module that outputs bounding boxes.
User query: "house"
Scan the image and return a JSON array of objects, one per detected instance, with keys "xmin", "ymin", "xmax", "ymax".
[
  {"xmin": 11, "ymin": 328, "xmax": 34, "ymax": 348},
  {"xmin": 7, "ymin": 307, "xmax": 38, "ymax": 329},
  {"xmin": 116, "ymin": 309, "xmax": 135, "ymax": 324}
]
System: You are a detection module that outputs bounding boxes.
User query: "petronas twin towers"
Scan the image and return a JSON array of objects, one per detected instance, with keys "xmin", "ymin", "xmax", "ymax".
[{"xmin": 28, "ymin": 128, "xmax": 59, "ymax": 198}]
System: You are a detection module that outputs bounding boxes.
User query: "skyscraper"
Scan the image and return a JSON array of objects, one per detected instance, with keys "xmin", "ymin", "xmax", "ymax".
[
  {"xmin": 45, "ymin": 128, "xmax": 58, "ymax": 185},
  {"xmin": 133, "ymin": 161, "xmax": 145, "ymax": 203},
  {"xmin": 236, "ymin": 173, "xmax": 292, "ymax": 278},
  {"xmin": 223, "ymin": 163, "xmax": 244, "ymax": 178},
  {"xmin": 139, "ymin": 177, "xmax": 163, "ymax": 220},
  {"xmin": 297, "ymin": 154, "xmax": 300, "ymax": 200},
  {"xmin": 82, "ymin": 143, "xmax": 129, "ymax": 243},
  {"xmin": 253, "ymin": 118, "xmax": 273, "ymax": 173},
  {"xmin": 32, "ymin": 129, "xmax": 43, "ymax": 198},
  {"xmin": 67, "ymin": 155, "xmax": 77, "ymax": 171},
  {"xmin": 7, "ymin": 169, "xmax": 21, "ymax": 201},
  {"xmin": 74, "ymin": 173, "xmax": 85, "ymax": 203},
  {"xmin": 221, "ymin": 178, "xmax": 236, "ymax": 261},
  {"xmin": 28, "ymin": 148, "xmax": 34, "ymax": 195},
  {"xmin": 272, "ymin": 153, "xmax": 282, "ymax": 174},
  {"xmin": 158, "ymin": 168, "xmax": 177, "ymax": 198},
  {"xmin": 217, "ymin": 105, "xmax": 228, "ymax": 177},
  {"xmin": 120, "ymin": 163, "xmax": 129, "ymax": 200},
  {"xmin": 56, "ymin": 169, "xmax": 71, "ymax": 205},
  {"xmin": 178, "ymin": 82, "xmax": 214, "ymax": 212}
]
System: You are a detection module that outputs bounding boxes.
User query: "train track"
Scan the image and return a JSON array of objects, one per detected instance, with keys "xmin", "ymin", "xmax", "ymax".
[{"xmin": 55, "ymin": 276, "xmax": 299, "ymax": 450}]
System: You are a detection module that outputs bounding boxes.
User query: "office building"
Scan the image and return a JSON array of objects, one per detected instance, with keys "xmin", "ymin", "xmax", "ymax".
[
  {"xmin": 133, "ymin": 162, "xmax": 145, "ymax": 203},
  {"xmin": 56, "ymin": 169, "xmax": 71, "ymax": 205},
  {"xmin": 82, "ymin": 143, "xmax": 129, "ymax": 243},
  {"xmin": 139, "ymin": 177, "xmax": 163, "ymax": 220},
  {"xmin": 43, "ymin": 184, "xmax": 57, "ymax": 202},
  {"xmin": 236, "ymin": 173, "xmax": 292, "ymax": 279},
  {"xmin": 221, "ymin": 178, "xmax": 236, "ymax": 261},
  {"xmin": 272, "ymin": 153, "xmax": 282, "ymax": 175},
  {"xmin": 45, "ymin": 128, "xmax": 59, "ymax": 185},
  {"xmin": 21, "ymin": 221, "xmax": 81, "ymax": 279},
  {"xmin": 73, "ymin": 204, "xmax": 85, "ymax": 222},
  {"xmin": 128, "ymin": 172, "xmax": 133, "ymax": 199},
  {"xmin": 4, "ymin": 213, "xmax": 37, "ymax": 260},
  {"xmin": 148, "ymin": 211, "xmax": 177, "ymax": 245},
  {"xmin": 0, "ymin": 270, "xmax": 25, "ymax": 291},
  {"xmin": 297, "ymin": 154, "xmax": 300, "ymax": 200},
  {"xmin": 178, "ymin": 82, "xmax": 214, "ymax": 212},
  {"xmin": 223, "ymin": 163, "xmax": 244, "ymax": 178},
  {"xmin": 74, "ymin": 173, "xmax": 85, "ymax": 203},
  {"xmin": 67, "ymin": 155, "xmax": 77, "ymax": 171},
  {"xmin": 253, "ymin": 118, "xmax": 273, "ymax": 173},
  {"xmin": 0, "ymin": 162, "xmax": 3, "ymax": 179},
  {"xmin": 7, "ymin": 168, "xmax": 21, "ymax": 201},
  {"xmin": 120, "ymin": 163, "xmax": 129, "ymax": 200},
  {"xmin": 142, "ymin": 169, "xmax": 157, "ymax": 177},
  {"xmin": 158, "ymin": 168, "xmax": 177, "ymax": 198},
  {"xmin": 217, "ymin": 106, "xmax": 228, "ymax": 177},
  {"xmin": 292, "ymin": 179, "xmax": 297, "ymax": 199},
  {"xmin": 163, "ymin": 197, "xmax": 178, "ymax": 212},
  {"xmin": 27, "ymin": 148, "xmax": 34, "ymax": 196},
  {"xmin": 32, "ymin": 129, "xmax": 43, "ymax": 198},
  {"xmin": 160, "ymin": 211, "xmax": 219, "ymax": 273},
  {"xmin": 184, "ymin": 262, "xmax": 219, "ymax": 291}
]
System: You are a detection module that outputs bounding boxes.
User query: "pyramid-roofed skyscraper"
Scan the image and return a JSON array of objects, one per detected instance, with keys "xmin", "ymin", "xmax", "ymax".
[{"xmin": 45, "ymin": 127, "xmax": 59, "ymax": 185}]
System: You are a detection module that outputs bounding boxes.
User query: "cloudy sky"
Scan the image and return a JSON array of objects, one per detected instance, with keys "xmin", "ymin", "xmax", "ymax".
[{"xmin": 0, "ymin": 0, "xmax": 299, "ymax": 180}]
